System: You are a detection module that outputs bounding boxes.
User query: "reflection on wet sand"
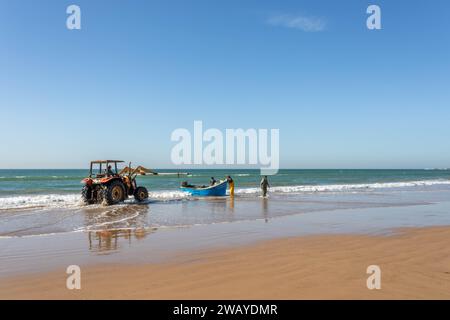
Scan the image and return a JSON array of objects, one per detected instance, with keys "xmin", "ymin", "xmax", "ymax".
[
  {"xmin": 82, "ymin": 203, "xmax": 152, "ymax": 253},
  {"xmin": 82, "ymin": 203, "xmax": 149, "ymax": 232},
  {"xmin": 262, "ymin": 198, "xmax": 269, "ymax": 223},
  {"xmin": 80, "ymin": 194, "xmax": 406, "ymax": 254},
  {"xmin": 181, "ymin": 197, "xmax": 231, "ymax": 214},
  {"xmin": 88, "ymin": 227, "xmax": 156, "ymax": 253},
  {"xmin": 83, "ymin": 198, "xmax": 245, "ymax": 253},
  {"xmin": 229, "ymin": 196, "xmax": 235, "ymax": 212}
]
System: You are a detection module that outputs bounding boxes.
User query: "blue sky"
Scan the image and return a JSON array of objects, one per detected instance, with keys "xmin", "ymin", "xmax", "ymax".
[{"xmin": 1, "ymin": 0, "xmax": 449, "ymax": 169}]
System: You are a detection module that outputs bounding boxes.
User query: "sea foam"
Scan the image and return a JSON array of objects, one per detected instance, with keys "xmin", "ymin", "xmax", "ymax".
[
  {"xmin": 0, "ymin": 179, "xmax": 449, "ymax": 210},
  {"xmin": 235, "ymin": 179, "xmax": 450, "ymax": 194},
  {"xmin": 0, "ymin": 194, "xmax": 82, "ymax": 210}
]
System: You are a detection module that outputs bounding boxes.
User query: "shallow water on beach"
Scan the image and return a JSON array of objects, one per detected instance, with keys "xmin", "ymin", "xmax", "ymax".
[
  {"xmin": 1, "ymin": 169, "xmax": 450, "ymax": 237},
  {"xmin": 2, "ymin": 170, "xmax": 450, "ymax": 277},
  {"xmin": 1, "ymin": 195, "xmax": 450, "ymax": 278},
  {"xmin": 1, "ymin": 178, "xmax": 450, "ymax": 238}
]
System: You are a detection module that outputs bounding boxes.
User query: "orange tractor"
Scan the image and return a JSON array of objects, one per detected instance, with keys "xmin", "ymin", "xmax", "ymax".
[{"xmin": 81, "ymin": 160, "xmax": 153, "ymax": 205}]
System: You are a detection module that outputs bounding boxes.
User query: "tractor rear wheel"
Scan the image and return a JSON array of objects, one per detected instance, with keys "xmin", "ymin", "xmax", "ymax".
[
  {"xmin": 134, "ymin": 186, "xmax": 149, "ymax": 202},
  {"xmin": 81, "ymin": 186, "xmax": 92, "ymax": 204},
  {"xmin": 102, "ymin": 180, "xmax": 126, "ymax": 205}
]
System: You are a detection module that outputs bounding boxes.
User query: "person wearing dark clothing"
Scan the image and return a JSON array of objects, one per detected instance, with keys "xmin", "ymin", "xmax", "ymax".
[
  {"xmin": 260, "ymin": 175, "xmax": 270, "ymax": 197},
  {"xmin": 210, "ymin": 177, "xmax": 217, "ymax": 186},
  {"xmin": 106, "ymin": 165, "xmax": 115, "ymax": 176}
]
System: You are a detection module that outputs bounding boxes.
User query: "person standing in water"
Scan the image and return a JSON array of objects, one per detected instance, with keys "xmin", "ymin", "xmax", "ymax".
[
  {"xmin": 260, "ymin": 175, "xmax": 270, "ymax": 197},
  {"xmin": 227, "ymin": 176, "xmax": 234, "ymax": 197}
]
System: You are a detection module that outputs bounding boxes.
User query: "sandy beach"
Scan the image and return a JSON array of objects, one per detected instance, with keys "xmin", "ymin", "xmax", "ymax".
[
  {"xmin": 2, "ymin": 182, "xmax": 450, "ymax": 300},
  {"xmin": 1, "ymin": 226, "xmax": 450, "ymax": 300}
]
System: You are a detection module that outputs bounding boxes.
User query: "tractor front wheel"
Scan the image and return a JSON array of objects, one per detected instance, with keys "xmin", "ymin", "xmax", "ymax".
[
  {"xmin": 134, "ymin": 186, "xmax": 149, "ymax": 202},
  {"xmin": 102, "ymin": 180, "xmax": 126, "ymax": 205}
]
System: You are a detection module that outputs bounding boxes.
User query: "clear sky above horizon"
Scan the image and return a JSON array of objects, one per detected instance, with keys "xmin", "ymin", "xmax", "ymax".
[{"xmin": 1, "ymin": 0, "xmax": 449, "ymax": 169}]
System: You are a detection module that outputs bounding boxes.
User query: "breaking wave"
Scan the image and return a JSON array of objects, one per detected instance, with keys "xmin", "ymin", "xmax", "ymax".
[
  {"xmin": 148, "ymin": 190, "xmax": 190, "ymax": 200},
  {"xmin": 236, "ymin": 179, "xmax": 450, "ymax": 194},
  {"xmin": 0, "ymin": 194, "xmax": 82, "ymax": 210},
  {"xmin": 0, "ymin": 179, "xmax": 449, "ymax": 210}
]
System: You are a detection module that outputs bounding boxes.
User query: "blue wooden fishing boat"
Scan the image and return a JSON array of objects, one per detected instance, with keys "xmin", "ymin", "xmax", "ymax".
[{"xmin": 180, "ymin": 180, "xmax": 228, "ymax": 196}]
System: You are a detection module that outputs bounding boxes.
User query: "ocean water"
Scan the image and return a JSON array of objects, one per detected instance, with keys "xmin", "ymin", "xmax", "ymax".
[
  {"xmin": 1, "ymin": 169, "xmax": 450, "ymax": 238},
  {"xmin": 0, "ymin": 169, "xmax": 450, "ymax": 209}
]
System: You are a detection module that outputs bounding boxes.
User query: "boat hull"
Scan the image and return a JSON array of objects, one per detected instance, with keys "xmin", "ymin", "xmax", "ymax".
[{"xmin": 180, "ymin": 180, "xmax": 228, "ymax": 196}]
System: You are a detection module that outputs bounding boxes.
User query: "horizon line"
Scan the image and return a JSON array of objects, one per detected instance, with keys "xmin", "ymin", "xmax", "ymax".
[{"xmin": 0, "ymin": 168, "xmax": 448, "ymax": 171}]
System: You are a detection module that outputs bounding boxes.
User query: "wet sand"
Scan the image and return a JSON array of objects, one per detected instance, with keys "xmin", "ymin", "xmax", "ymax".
[
  {"xmin": 1, "ymin": 226, "xmax": 450, "ymax": 299},
  {"xmin": 2, "ymin": 193, "xmax": 450, "ymax": 300}
]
